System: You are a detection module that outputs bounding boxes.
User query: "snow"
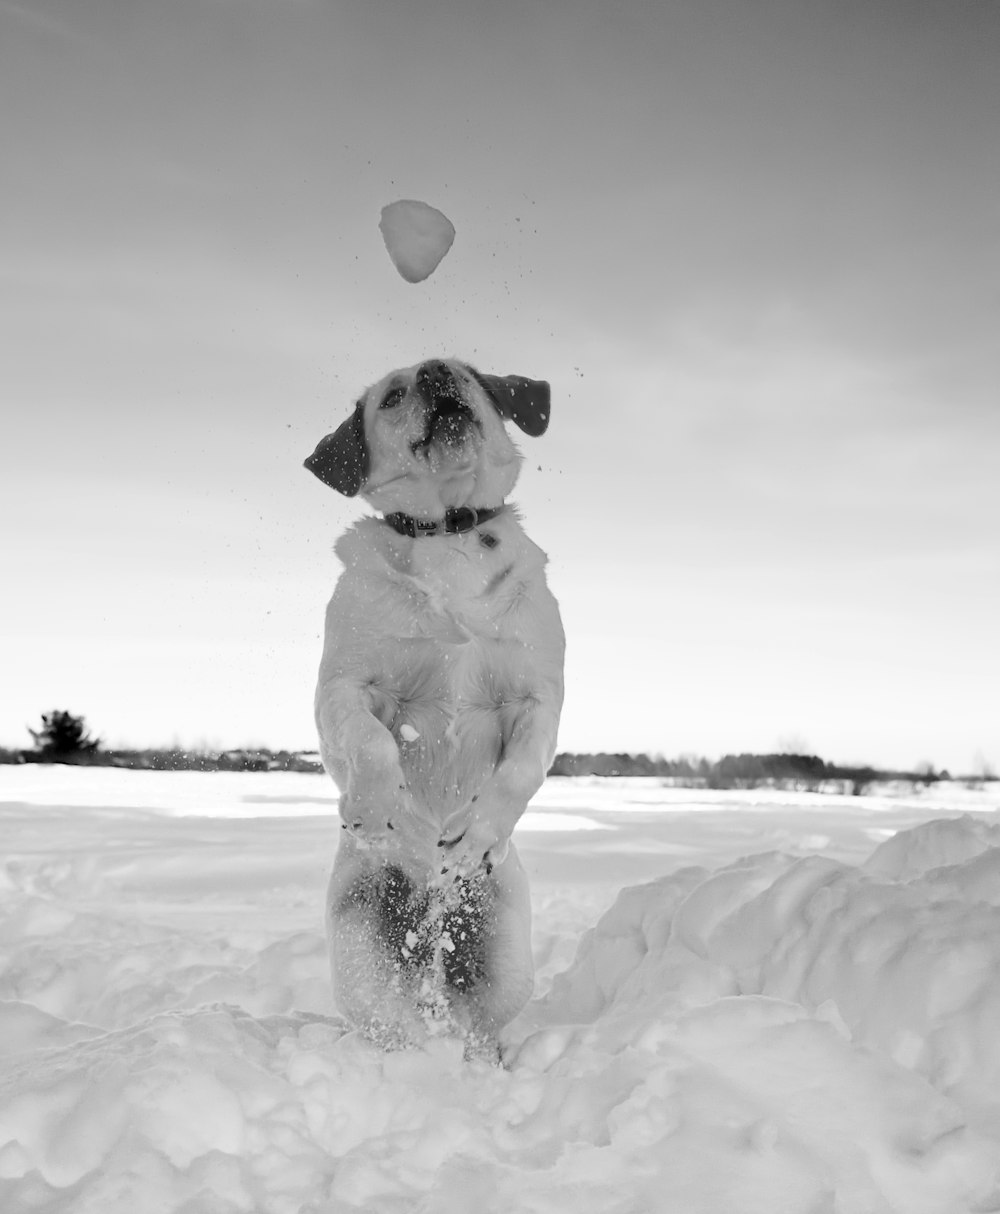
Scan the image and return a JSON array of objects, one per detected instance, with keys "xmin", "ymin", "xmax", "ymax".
[
  {"xmin": 379, "ymin": 200, "xmax": 456, "ymax": 283},
  {"xmin": 1, "ymin": 768, "xmax": 999, "ymax": 1212}
]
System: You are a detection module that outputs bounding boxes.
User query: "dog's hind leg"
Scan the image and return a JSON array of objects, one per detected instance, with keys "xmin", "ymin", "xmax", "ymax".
[
  {"xmin": 326, "ymin": 855, "xmax": 435, "ymax": 1046},
  {"xmin": 439, "ymin": 873, "xmax": 490, "ymax": 994},
  {"xmin": 370, "ymin": 865, "xmax": 433, "ymax": 967},
  {"xmin": 459, "ymin": 847, "xmax": 534, "ymax": 1040}
]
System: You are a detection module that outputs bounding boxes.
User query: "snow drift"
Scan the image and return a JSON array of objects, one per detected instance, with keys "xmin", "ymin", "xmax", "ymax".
[{"xmin": 1, "ymin": 772, "xmax": 998, "ymax": 1212}]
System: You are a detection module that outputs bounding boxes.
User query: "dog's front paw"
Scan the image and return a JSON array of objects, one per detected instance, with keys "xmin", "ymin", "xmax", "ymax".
[
  {"xmin": 340, "ymin": 785, "xmax": 410, "ymax": 847},
  {"xmin": 436, "ymin": 817, "xmax": 509, "ymax": 883}
]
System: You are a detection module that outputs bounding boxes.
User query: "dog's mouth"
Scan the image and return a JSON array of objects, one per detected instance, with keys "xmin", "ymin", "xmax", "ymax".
[
  {"xmin": 430, "ymin": 396, "xmax": 475, "ymax": 443},
  {"xmin": 409, "ymin": 368, "xmax": 480, "ymax": 457}
]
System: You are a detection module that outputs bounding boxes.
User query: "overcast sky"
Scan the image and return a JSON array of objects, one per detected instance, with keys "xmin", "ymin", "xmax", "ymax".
[{"xmin": 2, "ymin": 0, "xmax": 997, "ymax": 773}]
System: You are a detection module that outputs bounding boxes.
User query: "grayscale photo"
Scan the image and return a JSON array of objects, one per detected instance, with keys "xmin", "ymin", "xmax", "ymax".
[{"xmin": 1, "ymin": 0, "xmax": 998, "ymax": 1210}]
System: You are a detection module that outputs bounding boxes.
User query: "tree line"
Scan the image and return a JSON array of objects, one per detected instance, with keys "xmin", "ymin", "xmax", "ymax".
[
  {"xmin": 2, "ymin": 709, "xmax": 987, "ymax": 792},
  {"xmin": 546, "ymin": 750, "xmax": 946, "ymax": 792}
]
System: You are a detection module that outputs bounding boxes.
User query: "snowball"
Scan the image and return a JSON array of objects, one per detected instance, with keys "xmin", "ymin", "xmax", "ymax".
[
  {"xmin": 399, "ymin": 724, "xmax": 420, "ymax": 743},
  {"xmin": 379, "ymin": 199, "xmax": 455, "ymax": 283}
]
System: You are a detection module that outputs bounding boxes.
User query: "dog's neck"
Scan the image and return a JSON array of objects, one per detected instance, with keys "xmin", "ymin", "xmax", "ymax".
[{"xmin": 382, "ymin": 504, "xmax": 506, "ymax": 540}]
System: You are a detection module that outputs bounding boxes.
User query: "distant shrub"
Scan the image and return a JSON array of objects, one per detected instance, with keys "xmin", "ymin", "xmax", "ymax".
[{"xmin": 26, "ymin": 710, "xmax": 102, "ymax": 763}]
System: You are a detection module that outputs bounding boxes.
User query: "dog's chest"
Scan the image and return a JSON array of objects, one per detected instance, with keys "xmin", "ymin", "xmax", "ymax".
[
  {"xmin": 327, "ymin": 521, "xmax": 557, "ymax": 811},
  {"xmin": 394, "ymin": 541, "xmax": 517, "ymax": 637},
  {"xmin": 370, "ymin": 534, "xmax": 538, "ymax": 724}
]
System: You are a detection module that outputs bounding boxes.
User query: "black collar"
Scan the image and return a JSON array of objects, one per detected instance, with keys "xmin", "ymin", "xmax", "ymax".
[{"xmin": 383, "ymin": 504, "xmax": 505, "ymax": 539}]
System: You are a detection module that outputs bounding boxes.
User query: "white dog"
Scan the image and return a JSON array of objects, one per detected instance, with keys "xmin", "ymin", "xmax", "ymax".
[{"xmin": 305, "ymin": 358, "xmax": 564, "ymax": 1051}]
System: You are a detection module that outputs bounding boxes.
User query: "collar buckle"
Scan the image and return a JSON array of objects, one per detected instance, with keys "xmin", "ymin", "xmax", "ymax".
[{"xmin": 445, "ymin": 505, "xmax": 479, "ymax": 533}]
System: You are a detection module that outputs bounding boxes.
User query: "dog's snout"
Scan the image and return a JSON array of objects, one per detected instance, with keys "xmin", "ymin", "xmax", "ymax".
[
  {"xmin": 416, "ymin": 361, "xmax": 454, "ymax": 394},
  {"xmin": 419, "ymin": 360, "xmax": 451, "ymax": 380},
  {"xmin": 409, "ymin": 361, "xmax": 476, "ymax": 455}
]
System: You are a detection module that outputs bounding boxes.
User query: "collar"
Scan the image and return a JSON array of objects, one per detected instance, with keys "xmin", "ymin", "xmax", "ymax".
[{"xmin": 382, "ymin": 504, "xmax": 505, "ymax": 539}]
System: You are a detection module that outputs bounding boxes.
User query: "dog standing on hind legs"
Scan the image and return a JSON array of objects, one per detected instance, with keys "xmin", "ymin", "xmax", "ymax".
[{"xmin": 304, "ymin": 358, "xmax": 564, "ymax": 1053}]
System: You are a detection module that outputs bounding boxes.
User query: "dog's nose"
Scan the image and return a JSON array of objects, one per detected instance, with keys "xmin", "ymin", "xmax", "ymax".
[{"xmin": 417, "ymin": 361, "xmax": 452, "ymax": 390}]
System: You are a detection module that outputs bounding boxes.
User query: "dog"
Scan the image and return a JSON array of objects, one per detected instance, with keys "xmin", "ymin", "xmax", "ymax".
[{"xmin": 305, "ymin": 358, "xmax": 564, "ymax": 1052}]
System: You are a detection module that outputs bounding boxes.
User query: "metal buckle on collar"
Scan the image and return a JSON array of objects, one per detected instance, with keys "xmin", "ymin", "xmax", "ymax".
[{"xmin": 444, "ymin": 506, "xmax": 479, "ymax": 533}]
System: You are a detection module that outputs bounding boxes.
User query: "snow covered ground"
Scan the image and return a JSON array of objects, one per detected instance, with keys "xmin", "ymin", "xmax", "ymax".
[{"xmin": 1, "ymin": 767, "xmax": 999, "ymax": 1213}]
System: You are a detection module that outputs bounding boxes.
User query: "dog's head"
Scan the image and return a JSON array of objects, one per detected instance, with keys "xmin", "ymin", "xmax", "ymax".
[{"xmin": 304, "ymin": 359, "xmax": 550, "ymax": 516}]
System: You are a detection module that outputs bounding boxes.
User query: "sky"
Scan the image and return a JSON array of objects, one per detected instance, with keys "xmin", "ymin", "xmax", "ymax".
[{"xmin": 1, "ymin": 0, "xmax": 998, "ymax": 774}]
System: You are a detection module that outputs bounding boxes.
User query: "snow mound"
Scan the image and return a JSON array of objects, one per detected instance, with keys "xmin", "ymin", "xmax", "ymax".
[
  {"xmin": 5, "ymin": 994, "xmax": 993, "ymax": 1213},
  {"xmin": 529, "ymin": 816, "xmax": 1000, "ymax": 1135},
  {"xmin": 865, "ymin": 812, "xmax": 1000, "ymax": 882}
]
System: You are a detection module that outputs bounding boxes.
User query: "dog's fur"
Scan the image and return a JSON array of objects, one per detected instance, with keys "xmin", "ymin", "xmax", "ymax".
[{"xmin": 305, "ymin": 359, "xmax": 564, "ymax": 1049}]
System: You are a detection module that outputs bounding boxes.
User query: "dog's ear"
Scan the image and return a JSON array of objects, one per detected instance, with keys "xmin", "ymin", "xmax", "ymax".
[
  {"xmin": 468, "ymin": 369, "xmax": 551, "ymax": 437},
  {"xmin": 304, "ymin": 401, "xmax": 369, "ymax": 496}
]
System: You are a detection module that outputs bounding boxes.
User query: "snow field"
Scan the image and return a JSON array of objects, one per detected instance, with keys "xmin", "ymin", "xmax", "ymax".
[{"xmin": 1, "ymin": 769, "xmax": 999, "ymax": 1212}]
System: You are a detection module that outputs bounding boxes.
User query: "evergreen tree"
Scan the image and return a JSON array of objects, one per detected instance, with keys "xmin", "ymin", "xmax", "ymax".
[{"xmin": 28, "ymin": 710, "xmax": 101, "ymax": 761}]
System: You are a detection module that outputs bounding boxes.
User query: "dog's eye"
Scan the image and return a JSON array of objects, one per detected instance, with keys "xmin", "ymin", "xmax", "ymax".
[{"xmin": 379, "ymin": 387, "xmax": 406, "ymax": 410}]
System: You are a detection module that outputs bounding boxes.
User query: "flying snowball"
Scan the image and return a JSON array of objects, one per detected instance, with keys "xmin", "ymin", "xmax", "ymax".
[{"xmin": 379, "ymin": 199, "xmax": 456, "ymax": 283}]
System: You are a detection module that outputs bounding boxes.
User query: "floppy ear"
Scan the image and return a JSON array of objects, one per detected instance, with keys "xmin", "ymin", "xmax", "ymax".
[
  {"xmin": 304, "ymin": 402, "xmax": 369, "ymax": 496},
  {"xmin": 468, "ymin": 369, "xmax": 551, "ymax": 437}
]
